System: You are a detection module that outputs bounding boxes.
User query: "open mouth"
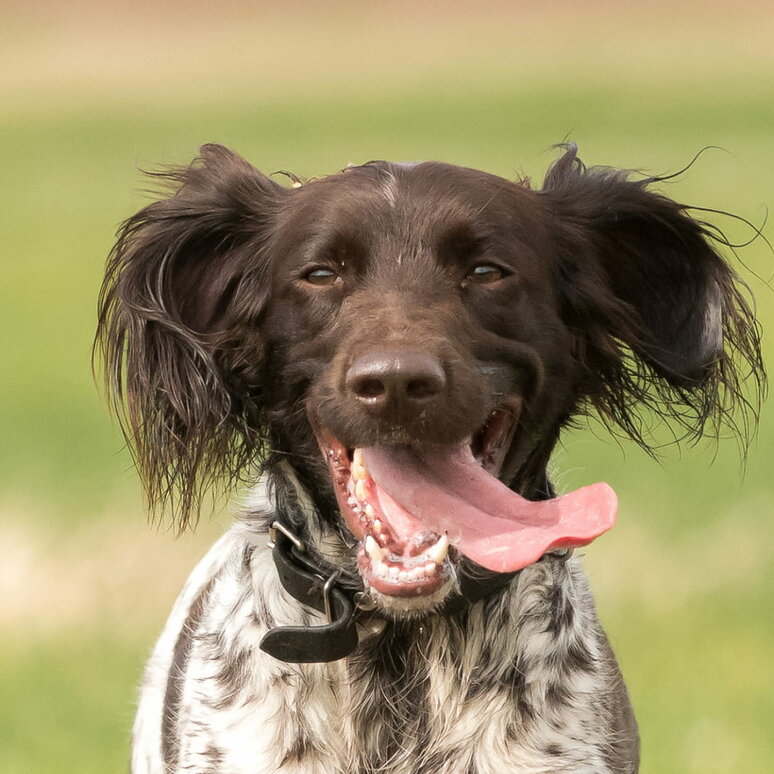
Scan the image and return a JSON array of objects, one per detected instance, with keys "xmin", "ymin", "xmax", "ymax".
[{"xmin": 314, "ymin": 403, "xmax": 617, "ymax": 602}]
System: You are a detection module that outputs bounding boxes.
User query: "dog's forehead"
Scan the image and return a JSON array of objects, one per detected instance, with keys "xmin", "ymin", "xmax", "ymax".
[
  {"xmin": 290, "ymin": 160, "xmax": 525, "ymax": 227},
  {"xmin": 271, "ymin": 161, "xmax": 547, "ymax": 277},
  {"xmin": 341, "ymin": 159, "xmax": 514, "ymax": 198}
]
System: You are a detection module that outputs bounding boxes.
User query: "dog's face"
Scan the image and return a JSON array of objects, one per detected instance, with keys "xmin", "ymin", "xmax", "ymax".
[
  {"xmin": 97, "ymin": 144, "xmax": 762, "ymax": 612},
  {"xmin": 267, "ymin": 161, "xmax": 568, "ymax": 453},
  {"xmin": 259, "ymin": 162, "xmax": 601, "ymax": 605}
]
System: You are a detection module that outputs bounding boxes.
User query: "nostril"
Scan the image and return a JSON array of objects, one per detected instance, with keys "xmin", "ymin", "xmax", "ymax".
[
  {"xmin": 352, "ymin": 377, "xmax": 386, "ymax": 400},
  {"xmin": 406, "ymin": 376, "xmax": 443, "ymax": 401}
]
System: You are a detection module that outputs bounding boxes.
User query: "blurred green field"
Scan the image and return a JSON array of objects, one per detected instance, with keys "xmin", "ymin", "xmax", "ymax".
[{"xmin": 1, "ymin": 3, "xmax": 772, "ymax": 772}]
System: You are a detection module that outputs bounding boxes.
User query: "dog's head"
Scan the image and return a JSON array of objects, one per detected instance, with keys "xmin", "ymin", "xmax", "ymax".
[{"xmin": 97, "ymin": 143, "xmax": 763, "ymax": 612}]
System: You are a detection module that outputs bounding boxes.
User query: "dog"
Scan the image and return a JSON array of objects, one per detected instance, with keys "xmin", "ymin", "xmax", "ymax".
[{"xmin": 96, "ymin": 143, "xmax": 762, "ymax": 773}]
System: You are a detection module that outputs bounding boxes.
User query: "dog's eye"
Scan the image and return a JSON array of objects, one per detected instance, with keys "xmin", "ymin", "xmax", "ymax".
[
  {"xmin": 304, "ymin": 267, "xmax": 342, "ymax": 286},
  {"xmin": 466, "ymin": 265, "xmax": 504, "ymax": 284}
]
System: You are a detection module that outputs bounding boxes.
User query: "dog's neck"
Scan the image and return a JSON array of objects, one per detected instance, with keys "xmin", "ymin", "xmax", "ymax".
[
  {"xmin": 230, "ymin": 469, "xmax": 626, "ymax": 771},
  {"xmin": 242, "ymin": 461, "xmax": 573, "ymax": 651},
  {"xmin": 232, "ymin": 518, "xmax": 612, "ymax": 772}
]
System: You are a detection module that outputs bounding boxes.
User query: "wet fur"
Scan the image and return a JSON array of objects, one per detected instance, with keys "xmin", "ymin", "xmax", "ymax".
[{"xmin": 97, "ymin": 144, "xmax": 763, "ymax": 773}]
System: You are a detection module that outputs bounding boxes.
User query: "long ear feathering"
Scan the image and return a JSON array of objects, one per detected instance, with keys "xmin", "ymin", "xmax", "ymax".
[
  {"xmin": 94, "ymin": 144, "xmax": 288, "ymax": 529},
  {"xmin": 542, "ymin": 143, "xmax": 766, "ymax": 451}
]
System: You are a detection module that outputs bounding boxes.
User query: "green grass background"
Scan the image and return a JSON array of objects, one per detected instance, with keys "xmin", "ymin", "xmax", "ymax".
[{"xmin": 1, "ymin": 2, "xmax": 772, "ymax": 771}]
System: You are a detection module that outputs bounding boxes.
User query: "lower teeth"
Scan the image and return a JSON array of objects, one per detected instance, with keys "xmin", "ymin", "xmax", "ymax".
[{"xmin": 369, "ymin": 557, "xmax": 439, "ymax": 582}]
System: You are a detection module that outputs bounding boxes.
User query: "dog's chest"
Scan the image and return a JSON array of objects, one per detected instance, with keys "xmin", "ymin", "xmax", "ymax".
[
  {"xmin": 145, "ymin": 535, "xmax": 618, "ymax": 774},
  {"xmin": 189, "ymin": 668, "xmax": 608, "ymax": 774}
]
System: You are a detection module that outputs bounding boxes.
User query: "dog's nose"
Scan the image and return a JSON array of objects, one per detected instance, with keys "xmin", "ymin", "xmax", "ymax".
[{"xmin": 346, "ymin": 350, "xmax": 446, "ymax": 411}]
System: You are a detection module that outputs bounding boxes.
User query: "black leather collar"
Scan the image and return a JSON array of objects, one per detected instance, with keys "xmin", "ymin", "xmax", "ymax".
[
  {"xmin": 259, "ymin": 524, "xmax": 364, "ymax": 662},
  {"xmin": 259, "ymin": 519, "xmax": 528, "ymax": 663}
]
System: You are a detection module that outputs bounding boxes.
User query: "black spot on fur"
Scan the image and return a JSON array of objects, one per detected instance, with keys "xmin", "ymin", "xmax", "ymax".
[
  {"xmin": 254, "ymin": 592, "xmax": 275, "ymax": 630},
  {"xmin": 270, "ymin": 668, "xmax": 294, "ymax": 689},
  {"xmin": 210, "ymin": 646, "xmax": 251, "ymax": 711},
  {"xmin": 545, "ymin": 680, "xmax": 572, "ymax": 710},
  {"xmin": 279, "ymin": 731, "xmax": 312, "ymax": 768},
  {"xmin": 161, "ymin": 575, "xmax": 217, "ymax": 771},
  {"xmin": 202, "ymin": 744, "xmax": 225, "ymax": 773},
  {"xmin": 545, "ymin": 576, "xmax": 574, "ymax": 634},
  {"xmin": 565, "ymin": 639, "xmax": 595, "ymax": 674},
  {"xmin": 349, "ymin": 621, "xmax": 432, "ymax": 770},
  {"xmin": 504, "ymin": 655, "xmax": 532, "ymax": 721}
]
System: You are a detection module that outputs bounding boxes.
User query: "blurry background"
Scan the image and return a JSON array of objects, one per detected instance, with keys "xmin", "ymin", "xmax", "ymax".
[{"xmin": 1, "ymin": 1, "xmax": 772, "ymax": 771}]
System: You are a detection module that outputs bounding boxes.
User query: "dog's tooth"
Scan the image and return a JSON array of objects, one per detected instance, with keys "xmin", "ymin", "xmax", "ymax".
[
  {"xmin": 408, "ymin": 566, "xmax": 424, "ymax": 581},
  {"xmin": 365, "ymin": 535, "xmax": 385, "ymax": 562},
  {"xmin": 398, "ymin": 570, "xmax": 409, "ymax": 582},
  {"xmin": 365, "ymin": 504, "xmax": 376, "ymax": 519},
  {"xmin": 352, "ymin": 448, "xmax": 369, "ymax": 481},
  {"xmin": 426, "ymin": 534, "xmax": 450, "ymax": 565},
  {"xmin": 423, "ymin": 561, "xmax": 437, "ymax": 575},
  {"xmin": 388, "ymin": 565, "xmax": 400, "ymax": 580},
  {"xmin": 372, "ymin": 559, "xmax": 388, "ymax": 579},
  {"xmin": 355, "ymin": 479, "xmax": 367, "ymax": 502}
]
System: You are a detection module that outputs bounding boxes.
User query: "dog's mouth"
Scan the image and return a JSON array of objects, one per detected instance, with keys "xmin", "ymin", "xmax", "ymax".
[{"xmin": 314, "ymin": 403, "xmax": 617, "ymax": 602}]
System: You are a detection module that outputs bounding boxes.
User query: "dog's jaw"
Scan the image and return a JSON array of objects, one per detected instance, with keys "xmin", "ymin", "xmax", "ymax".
[
  {"xmin": 311, "ymin": 403, "xmax": 520, "ymax": 612},
  {"xmin": 315, "ymin": 429, "xmax": 455, "ymax": 602},
  {"xmin": 311, "ymin": 397, "xmax": 617, "ymax": 618}
]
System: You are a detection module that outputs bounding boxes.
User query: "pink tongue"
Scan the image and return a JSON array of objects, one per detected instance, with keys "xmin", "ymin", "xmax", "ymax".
[{"xmin": 364, "ymin": 445, "xmax": 617, "ymax": 573}]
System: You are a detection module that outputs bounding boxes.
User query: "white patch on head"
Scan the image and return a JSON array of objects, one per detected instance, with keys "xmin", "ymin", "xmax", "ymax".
[{"xmin": 381, "ymin": 167, "xmax": 399, "ymax": 209}]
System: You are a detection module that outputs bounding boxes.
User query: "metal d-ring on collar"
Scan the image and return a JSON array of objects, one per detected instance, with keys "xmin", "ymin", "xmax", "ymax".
[
  {"xmin": 322, "ymin": 570, "xmax": 341, "ymax": 624},
  {"xmin": 266, "ymin": 521, "xmax": 305, "ymax": 552}
]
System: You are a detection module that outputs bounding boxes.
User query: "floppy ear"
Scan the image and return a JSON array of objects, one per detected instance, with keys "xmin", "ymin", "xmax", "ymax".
[
  {"xmin": 541, "ymin": 143, "xmax": 763, "ymax": 443},
  {"xmin": 95, "ymin": 144, "xmax": 289, "ymax": 527}
]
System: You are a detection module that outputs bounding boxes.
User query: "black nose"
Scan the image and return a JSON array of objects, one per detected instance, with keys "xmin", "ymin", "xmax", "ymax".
[{"xmin": 346, "ymin": 349, "xmax": 446, "ymax": 412}]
